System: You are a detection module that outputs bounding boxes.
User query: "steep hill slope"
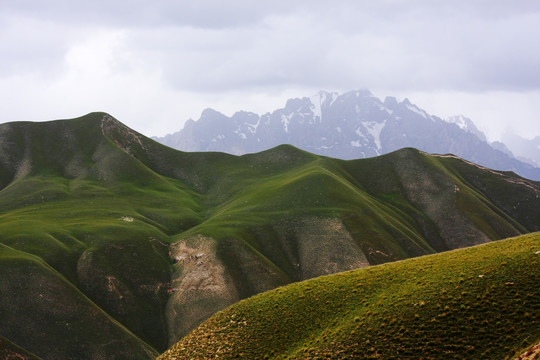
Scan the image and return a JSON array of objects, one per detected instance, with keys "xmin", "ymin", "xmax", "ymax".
[
  {"xmin": 0, "ymin": 113, "xmax": 202, "ymax": 358},
  {"xmin": 159, "ymin": 233, "xmax": 540, "ymax": 359},
  {"xmin": 0, "ymin": 113, "xmax": 538, "ymax": 359}
]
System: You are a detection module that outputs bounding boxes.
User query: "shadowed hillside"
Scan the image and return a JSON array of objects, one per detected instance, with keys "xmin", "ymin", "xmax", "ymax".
[{"xmin": 0, "ymin": 113, "xmax": 538, "ymax": 359}]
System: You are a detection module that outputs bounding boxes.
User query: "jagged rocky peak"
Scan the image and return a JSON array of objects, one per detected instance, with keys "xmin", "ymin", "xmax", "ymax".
[
  {"xmin": 284, "ymin": 97, "xmax": 312, "ymax": 113},
  {"xmin": 232, "ymin": 110, "xmax": 258, "ymax": 119},
  {"xmin": 446, "ymin": 114, "xmax": 487, "ymax": 142},
  {"xmin": 310, "ymin": 90, "xmax": 339, "ymax": 104},
  {"xmin": 200, "ymin": 108, "xmax": 228, "ymax": 121},
  {"xmin": 284, "ymin": 89, "xmax": 375, "ymax": 119},
  {"xmin": 383, "ymin": 96, "xmax": 399, "ymax": 108},
  {"xmin": 309, "ymin": 90, "xmax": 339, "ymax": 118},
  {"xmin": 401, "ymin": 98, "xmax": 412, "ymax": 105},
  {"xmin": 152, "ymin": 89, "xmax": 540, "ymax": 180}
]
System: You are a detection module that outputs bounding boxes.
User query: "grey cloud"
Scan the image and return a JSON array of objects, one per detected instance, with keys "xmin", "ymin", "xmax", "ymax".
[
  {"xmin": 0, "ymin": 0, "xmax": 540, "ymax": 136},
  {"xmin": 0, "ymin": 15, "xmax": 74, "ymax": 77},
  {"xmin": 0, "ymin": 0, "xmax": 297, "ymax": 28},
  {"xmin": 119, "ymin": 1, "xmax": 540, "ymax": 95}
]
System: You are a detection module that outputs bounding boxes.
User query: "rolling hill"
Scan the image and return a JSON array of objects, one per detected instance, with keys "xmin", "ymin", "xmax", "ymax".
[
  {"xmin": 159, "ymin": 232, "xmax": 540, "ymax": 359},
  {"xmin": 0, "ymin": 112, "xmax": 538, "ymax": 359}
]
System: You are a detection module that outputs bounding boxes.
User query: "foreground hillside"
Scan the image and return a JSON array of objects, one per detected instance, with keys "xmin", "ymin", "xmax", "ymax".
[
  {"xmin": 160, "ymin": 233, "xmax": 540, "ymax": 359},
  {"xmin": 0, "ymin": 113, "xmax": 538, "ymax": 359}
]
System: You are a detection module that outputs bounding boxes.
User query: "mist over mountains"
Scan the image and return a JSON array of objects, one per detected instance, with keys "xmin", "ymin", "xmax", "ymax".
[
  {"xmin": 155, "ymin": 89, "xmax": 540, "ymax": 180},
  {"xmin": 502, "ymin": 132, "xmax": 540, "ymax": 168}
]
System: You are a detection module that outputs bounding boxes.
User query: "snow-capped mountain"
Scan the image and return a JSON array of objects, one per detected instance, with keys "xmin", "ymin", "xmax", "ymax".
[
  {"xmin": 155, "ymin": 90, "xmax": 540, "ymax": 180},
  {"xmin": 445, "ymin": 115, "xmax": 487, "ymax": 142}
]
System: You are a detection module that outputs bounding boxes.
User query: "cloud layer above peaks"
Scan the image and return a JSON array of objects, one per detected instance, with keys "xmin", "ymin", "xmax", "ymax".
[{"xmin": 1, "ymin": 0, "xmax": 539, "ymax": 139}]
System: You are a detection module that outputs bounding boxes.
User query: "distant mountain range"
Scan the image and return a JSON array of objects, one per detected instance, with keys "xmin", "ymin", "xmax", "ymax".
[{"xmin": 154, "ymin": 89, "xmax": 540, "ymax": 180}]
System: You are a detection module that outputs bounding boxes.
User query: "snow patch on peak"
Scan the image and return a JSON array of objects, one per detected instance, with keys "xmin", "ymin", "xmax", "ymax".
[
  {"xmin": 355, "ymin": 104, "xmax": 361, "ymax": 117},
  {"xmin": 310, "ymin": 90, "xmax": 339, "ymax": 119},
  {"xmin": 245, "ymin": 117, "xmax": 261, "ymax": 134},
  {"xmin": 362, "ymin": 120, "xmax": 387, "ymax": 153},
  {"xmin": 309, "ymin": 95, "xmax": 322, "ymax": 119},
  {"xmin": 316, "ymin": 145, "xmax": 335, "ymax": 150},
  {"xmin": 405, "ymin": 103, "xmax": 431, "ymax": 120},
  {"xmin": 446, "ymin": 115, "xmax": 487, "ymax": 142},
  {"xmin": 234, "ymin": 130, "xmax": 247, "ymax": 140},
  {"xmin": 375, "ymin": 103, "xmax": 393, "ymax": 115},
  {"xmin": 446, "ymin": 115, "xmax": 470, "ymax": 130},
  {"xmin": 211, "ymin": 134, "xmax": 225, "ymax": 143},
  {"xmin": 355, "ymin": 127, "xmax": 366, "ymax": 139},
  {"xmin": 281, "ymin": 114, "xmax": 291, "ymax": 133}
]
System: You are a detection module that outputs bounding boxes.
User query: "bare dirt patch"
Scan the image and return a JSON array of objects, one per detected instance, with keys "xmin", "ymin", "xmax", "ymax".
[{"xmin": 166, "ymin": 235, "xmax": 240, "ymax": 345}]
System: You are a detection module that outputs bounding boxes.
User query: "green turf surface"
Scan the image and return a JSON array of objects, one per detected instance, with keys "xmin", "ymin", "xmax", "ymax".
[{"xmin": 0, "ymin": 113, "xmax": 538, "ymax": 359}]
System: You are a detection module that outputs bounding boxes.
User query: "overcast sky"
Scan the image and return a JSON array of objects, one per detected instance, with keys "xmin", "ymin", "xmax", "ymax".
[{"xmin": 1, "ymin": 0, "xmax": 539, "ymax": 141}]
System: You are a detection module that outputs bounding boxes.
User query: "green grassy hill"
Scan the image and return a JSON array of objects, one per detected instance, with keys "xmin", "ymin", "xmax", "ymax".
[
  {"xmin": 0, "ymin": 113, "xmax": 538, "ymax": 359},
  {"xmin": 159, "ymin": 233, "xmax": 540, "ymax": 359}
]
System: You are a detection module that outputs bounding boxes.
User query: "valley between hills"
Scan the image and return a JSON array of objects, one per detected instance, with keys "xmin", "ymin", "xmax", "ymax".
[{"xmin": 0, "ymin": 112, "xmax": 538, "ymax": 359}]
